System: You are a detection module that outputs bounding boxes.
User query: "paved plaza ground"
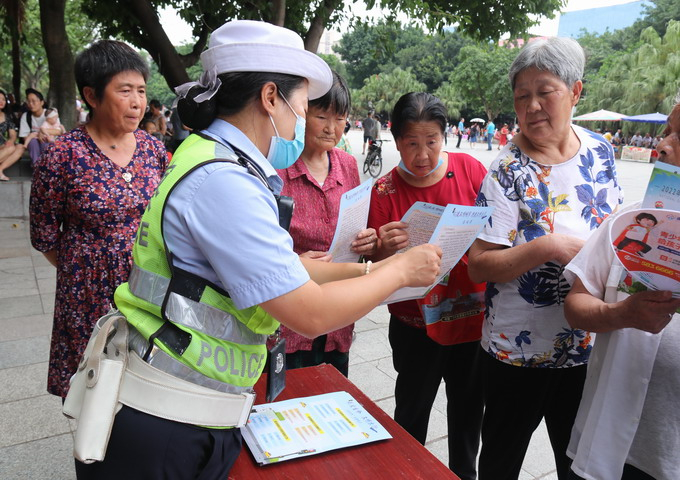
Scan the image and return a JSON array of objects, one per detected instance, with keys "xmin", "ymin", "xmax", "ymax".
[{"xmin": 0, "ymin": 128, "xmax": 654, "ymax": 478}]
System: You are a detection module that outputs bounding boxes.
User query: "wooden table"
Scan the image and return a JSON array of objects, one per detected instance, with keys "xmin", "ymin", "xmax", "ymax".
[{"xmin": 228, "ymin": 364, "xmax": 458, "ymax": 479}]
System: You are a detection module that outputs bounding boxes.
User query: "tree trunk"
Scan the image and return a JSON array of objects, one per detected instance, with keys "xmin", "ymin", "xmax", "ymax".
[
  {"xmin": 11, "ymin": 26, "xmax": 21, "ymax": 101},
  {"xmin": 271, "ymin": 0, "xmax": 286, "ymax": 26},
  {"xmin": 303, "ymin": 0, "xmax": 343, "ymax": 53},
  {"xmin": 39, "ymin": 0, "xmax": 76, "ymax": 130},
  {"xmin": 127, "ymin": 0, "xmax": 190, "ymax": 89}
]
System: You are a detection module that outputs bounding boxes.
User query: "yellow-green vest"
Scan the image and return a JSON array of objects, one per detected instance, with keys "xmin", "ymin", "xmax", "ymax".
[{"xmin": 114, "ymin": 133, "xmax": 279, "ymax": 394}]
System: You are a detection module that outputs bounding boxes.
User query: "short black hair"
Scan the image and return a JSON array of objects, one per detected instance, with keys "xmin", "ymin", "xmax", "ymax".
[
  {"xmin": 149, "ymin": 99, "xmax": 162, "ymax": 110},
  {"xmin": 309, "ymin": 71, "xmax": 350, "ymax": 116},
  {"xmin": 635, "ymin": 213, "xmax": 657, "ymax": 225},
  {"xmin": 390, "ymin": 92, "xmax": 447, "ymax": 139},
  {"xmin": 75, "ymin": 40, "xmax": 149, "ymax": 112},
  {"xmin": 178, "ymin": 71, "xmax": 305, "ymax": 131},
  {"xmin": 25, "ymin": 88, "xmax": 45, "ymax": 102}
]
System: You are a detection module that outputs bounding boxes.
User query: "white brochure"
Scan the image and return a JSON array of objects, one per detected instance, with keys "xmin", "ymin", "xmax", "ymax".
[{"xmin": 327, "ymin": 178, "xmax": 373, "ymax": 263}]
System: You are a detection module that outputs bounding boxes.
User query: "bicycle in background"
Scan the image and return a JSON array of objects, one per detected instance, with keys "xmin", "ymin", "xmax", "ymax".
[{"xmin": 363, "ymin": 139, "xmax": 383, "ymax": 178}]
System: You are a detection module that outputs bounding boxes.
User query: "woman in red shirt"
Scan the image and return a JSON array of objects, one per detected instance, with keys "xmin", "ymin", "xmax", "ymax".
[
  {"xmin": 277, "ymin": 71, "xmax": 377, "ymax": 376},
  {"xmin": 368, "ymin": 92, "xmax": 486, "ymax": 480}
]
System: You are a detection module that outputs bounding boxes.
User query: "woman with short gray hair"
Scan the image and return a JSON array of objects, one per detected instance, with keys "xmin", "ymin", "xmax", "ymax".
[{"xmin": 467, "ymin": 37, "xmax": 623, "ymax": 480}]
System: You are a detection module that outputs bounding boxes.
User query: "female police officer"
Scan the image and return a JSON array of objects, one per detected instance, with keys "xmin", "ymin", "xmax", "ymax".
[{"xmin": 75, "ymin": 20, "xmax": 441, "ymax": 479}]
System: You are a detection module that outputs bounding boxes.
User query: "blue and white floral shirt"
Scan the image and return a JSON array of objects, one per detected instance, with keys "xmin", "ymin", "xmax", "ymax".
[{"xmin": 476, "ymin": 125, "xmax": 624, "ymax": 368}]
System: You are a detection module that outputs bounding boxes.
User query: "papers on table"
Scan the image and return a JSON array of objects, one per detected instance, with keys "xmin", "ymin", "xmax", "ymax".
[
  {"xmin": 241, "ymin": 391, "xmax": 391, "ymax": 466},
  {"xmin": 610, "ymin": 208, "xmax": 680, "ymax": 297},
  {"xmin": 328, "ymin": 179, "xmax": 373, "ymax": 263},
  {"xmin": 382, "ymin": 202, "xmax": 494, "ymax": 304}
]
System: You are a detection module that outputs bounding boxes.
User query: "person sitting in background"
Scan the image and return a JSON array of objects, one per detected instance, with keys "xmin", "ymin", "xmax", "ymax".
[
  {"xmin": 277, "ymin": 70, "xmax": 377, "ymax": 376},
  {"xmin": 39, "ymin": 108, "xmax": 65, "ymax": 142},
  {"xmin": 565, "ymin": 93, "xmax": 680, "ymax": 480},
  {"xmin": 141, "ymin": 118, "xmax": 163, "ymax": 141},
  {"xmin": 147, "ymin": 99, "xmax": 167, "ymax": 137},
  {"xmin": 630, "ymin": 132, "xmax": 643, "ymax": 147},
  {"xmin": 642, "ymin": 132, "xmax": 653, "ymax": 148},
  {"xmin": 0, "ymin": 90, "xmax": 25, "ymax": 181},
  {"xmin": 18, "ymin": 88, "xmax": 48, "ymax": 165}
]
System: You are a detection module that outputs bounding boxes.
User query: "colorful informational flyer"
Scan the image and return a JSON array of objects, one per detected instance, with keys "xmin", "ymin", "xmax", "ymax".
[
  {"xmin": 610, "ymin": 208, "xmax": 680, "ymax": 296},
  {"xmin": 641, "ymin": 161, "xmax": 680, "ymax": 210},
  {"xmin": 241, "ymin": 391, "xmax": 391, "ymax": 466},
  {"xmin": 382, "ymin": 203, "xmax": 494, "ymax": 304},
  {"xmin": 328, "ymin": 179, "xmax": 373, "ymax": 263}
]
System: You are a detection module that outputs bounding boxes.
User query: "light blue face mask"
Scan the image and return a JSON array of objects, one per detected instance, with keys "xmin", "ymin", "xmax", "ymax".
[
  {"xmin": 398, "ymin": 157, "xmax": 444, "ymax": 177},
  {"xmin": 267, "ymin": 94, "xmax": 305, "ymax": 169}
]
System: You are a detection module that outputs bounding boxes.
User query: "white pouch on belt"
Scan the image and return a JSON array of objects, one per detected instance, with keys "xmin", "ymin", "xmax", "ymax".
[{"xmin": 63, "ymin": 310, "xmax": 128, "ymax": 464}]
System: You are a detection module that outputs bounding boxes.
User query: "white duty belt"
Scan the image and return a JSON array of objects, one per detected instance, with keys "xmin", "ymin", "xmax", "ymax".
[{"xmin": 120, "ymin": 349, "xmax": 255, "ymax": 428}]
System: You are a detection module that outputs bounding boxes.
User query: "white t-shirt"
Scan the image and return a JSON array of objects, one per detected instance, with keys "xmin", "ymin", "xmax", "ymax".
[
  {"xmin": 565, "ymin": 202, "xmax": 680, "ymax": 480},
  {"xmin": 18, "ymin": 111, "xmax": 46, "ymax": 138},
  {"xmin": 476, "ymin": 125, "xmax": 623, "ymax": 367}
]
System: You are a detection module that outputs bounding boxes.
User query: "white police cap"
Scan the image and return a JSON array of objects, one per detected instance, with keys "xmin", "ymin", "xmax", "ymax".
[{"xmin": 200, "ymin": 20, "xmax": 332, "ymax": 100}]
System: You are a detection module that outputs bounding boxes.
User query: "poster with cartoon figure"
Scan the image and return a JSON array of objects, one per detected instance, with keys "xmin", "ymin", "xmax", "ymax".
[{"xmin": 610, "ymin": 208, "xmax": 680, "ymax": 296}]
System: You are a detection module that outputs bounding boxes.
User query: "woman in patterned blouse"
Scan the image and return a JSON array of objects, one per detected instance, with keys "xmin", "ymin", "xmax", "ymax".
[
  {"xmin": 468, "ymin": 37, "xmax": 623, "ymax": 480},
  {"xmin": 277, "ymin": 70, "xmax": 377, "ymax": 376},
  {"xmin": 29, "ymin": 40, "xmax": 167, "ymax": 398}
]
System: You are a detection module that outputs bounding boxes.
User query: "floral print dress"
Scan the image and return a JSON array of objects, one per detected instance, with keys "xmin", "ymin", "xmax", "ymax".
[
  {"xmin": 476, "ymin": 125, "xmax": 623, "ymax": 368},
  {"xmin": 30, "ymin": 126, "xmax": 167, "ymax": 397}
]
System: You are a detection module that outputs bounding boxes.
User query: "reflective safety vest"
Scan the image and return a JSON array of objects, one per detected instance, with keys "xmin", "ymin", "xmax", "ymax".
[{"xmin": 114, "ymin": 133, "xmax": 279, "ymax": 395}]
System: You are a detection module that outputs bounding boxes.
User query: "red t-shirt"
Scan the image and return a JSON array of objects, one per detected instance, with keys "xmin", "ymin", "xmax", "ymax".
[{"xmin": 368, "ymin": 152, "xmax": 487, "ymax": 326}]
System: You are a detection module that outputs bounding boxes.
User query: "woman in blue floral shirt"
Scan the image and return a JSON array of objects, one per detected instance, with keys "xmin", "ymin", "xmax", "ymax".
[{"xmin": 468, "ymin": 37, "xmax": 623, "ymax": 480}]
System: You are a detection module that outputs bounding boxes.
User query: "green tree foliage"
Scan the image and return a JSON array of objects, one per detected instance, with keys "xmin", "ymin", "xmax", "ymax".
[
  {"xmin": 352, "ymin": 67, "xmax": 425, "ymax": 119},
  {"xmin": 334, "ymin": 20, "xmax": 423, "ymax": 89},
  {"xmin": 82, "ymin": 0, "xmax": 563, "ymax": 92},
  {"xmin": 434, "ymin": 81, "xmax": 463, "ymax": 120},
  {"xmin": 318, "ymin": 53, "xmax": 349, "ymax": 81},
  {"xmin": 0, "ymin": 0, "xmax": 95, "ymax": 100},
  {"xmin": 335, "ymin": 21, "xmax": 472, "ymax": 91},
  {"xmin": 578, "ymin": 21, "xmax": 680, "ymax": 127},
  {"xmin": 449, "ymin": 44, "xmax": 517, "ymax": 121}
]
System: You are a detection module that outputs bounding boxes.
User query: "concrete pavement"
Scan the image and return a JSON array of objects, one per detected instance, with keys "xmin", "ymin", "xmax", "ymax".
[{"xmin": 0, "ymin": 129, "xmax": 654, "ymax": 479}]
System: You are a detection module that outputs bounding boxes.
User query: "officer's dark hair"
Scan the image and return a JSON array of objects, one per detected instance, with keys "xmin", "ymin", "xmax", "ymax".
[
  {"xmin": 635, "ymin": 213, "xmax": 658, "ymax": 225},
  {"xmin": 75, "ymin": 40, "xmax": 149, "ymax": 114},
  {"xmin": 390, "ymin": 92, "xmax": 447, "ymax": 139},
  {"xmin": 177, "ymin": 72, "xmax": 305, "ymax": 131},
  {"xmin": 309, "ymin": 70, "xmax": 350, "ymax": 116}
]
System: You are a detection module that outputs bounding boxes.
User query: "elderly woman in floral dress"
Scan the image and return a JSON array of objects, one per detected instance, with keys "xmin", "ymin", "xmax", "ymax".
[{"xmin": 468, "ymin": 37, "xmax": 623, "ymax": 480}]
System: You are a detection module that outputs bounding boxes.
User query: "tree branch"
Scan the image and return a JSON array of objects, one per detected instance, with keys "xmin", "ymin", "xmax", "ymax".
[
  {"xmin": 179, "ymin": 23, "xmax": 210, "ymax": 69},
  {"xmin": 304, "ymin": 0, "xmax": 343, "ymax": 52},
  {"xmin": 271, "ymin": 0, "xmax": 286, "ymax": 26},
  {"xmin": 127, "ymin": 0, "xmax": 190, "ymax": 89}
]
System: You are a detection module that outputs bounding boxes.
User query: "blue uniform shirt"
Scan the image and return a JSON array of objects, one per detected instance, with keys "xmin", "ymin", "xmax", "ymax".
[{"xmin": 163, "ymin": 119, "xmax": 310, "ymax": 310}]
